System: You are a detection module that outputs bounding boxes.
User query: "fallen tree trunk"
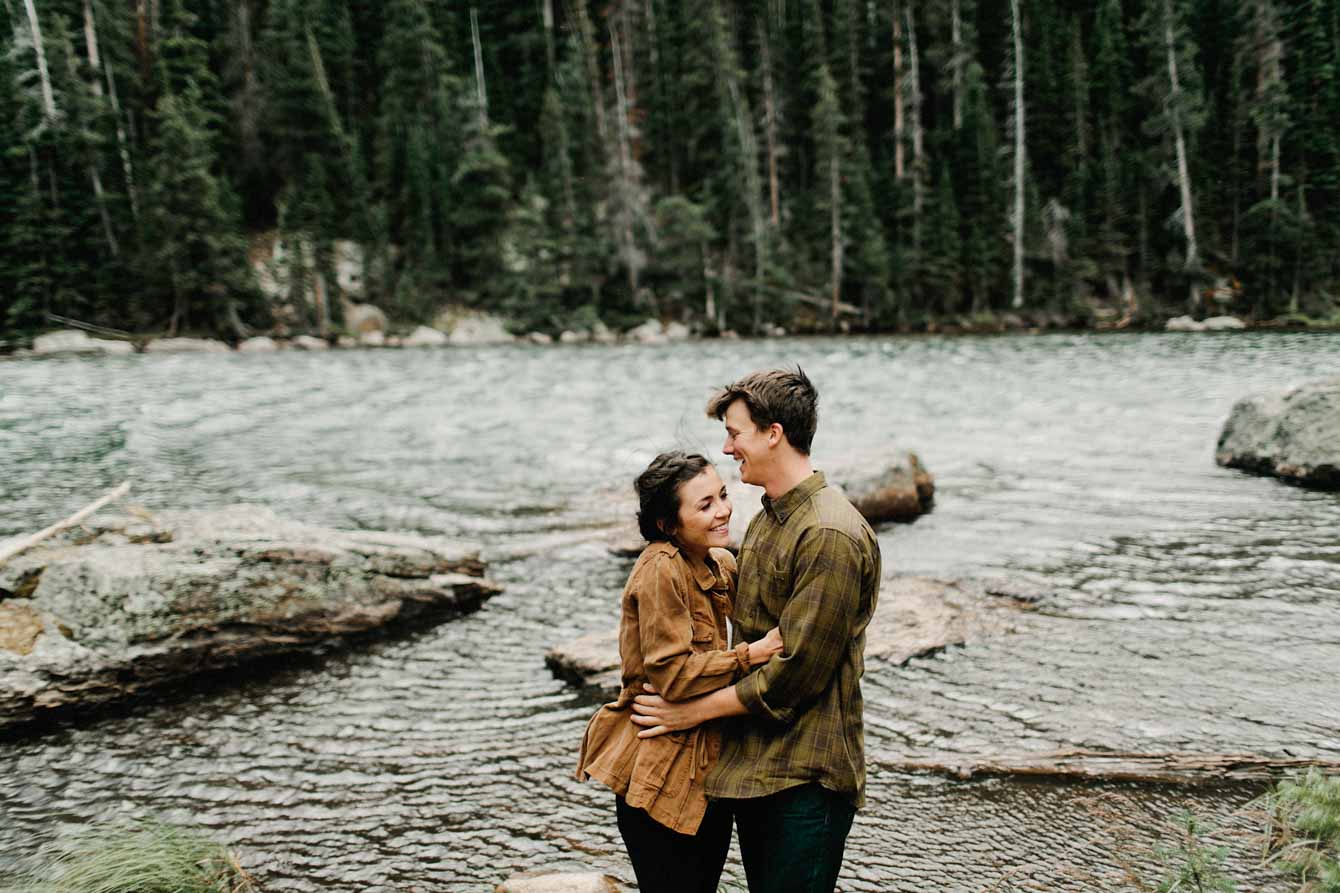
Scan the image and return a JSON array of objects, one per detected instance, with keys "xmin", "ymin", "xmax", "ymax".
[{"xmin": 879, "ymin": 749, "xmax": 1340, "ymax": 784}]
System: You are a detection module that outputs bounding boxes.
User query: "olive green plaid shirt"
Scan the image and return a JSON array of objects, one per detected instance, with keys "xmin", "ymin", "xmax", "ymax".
[{"xmin": 706, "ymin": 472, "xmax": 881, "ymax": 807}]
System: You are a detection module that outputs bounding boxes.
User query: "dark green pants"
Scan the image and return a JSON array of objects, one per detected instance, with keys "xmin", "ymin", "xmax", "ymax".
[{"xmin": 728, "ymin": 783, "xmax": 857, "ymax": 893}]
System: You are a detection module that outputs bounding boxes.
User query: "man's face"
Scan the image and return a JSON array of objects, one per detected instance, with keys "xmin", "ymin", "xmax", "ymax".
[{"xmin": 722, "ymin": 400, "xmax": 771, "ymax": 486}]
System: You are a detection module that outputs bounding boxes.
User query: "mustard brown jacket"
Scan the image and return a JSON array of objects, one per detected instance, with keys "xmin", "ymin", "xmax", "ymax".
[{"xmin": 576, "ymin": 541, "xmax": 750, "ymax": 835}]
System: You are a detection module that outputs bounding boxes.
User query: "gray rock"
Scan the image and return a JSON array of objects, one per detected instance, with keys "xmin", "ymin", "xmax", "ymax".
[
  {"xmin": 527, "ymin": 332, "xmax": 554, "ymax": 345},
  {"xmin": 548, "ymin": 576, "xmax": 1032, "ymax": 700},
  {"xmin": 447, "ymin": 314, "xmax": 515, "ymax": 345},
  {"xmin": 237, "ymin": 336, "xmax": 280, "ymax": 353},
  {"xmin": 291, "ymin": 335, "xmax": 330, "ymax": 351},
  {"xmin": 144, "ymin": 338, "xmax": 230, "ymax": 353},
  {"xmin": 344, "ymin": 302, "xmax": 388, "ymax": 336},
  {"xmin": 360, "ymin": 330, "xmax": 386, "ymax": 347},
  {"xmin": 495, "ymin": 873, "xmax": 622, "ymax": 893},
  {"xmin": 0, "ymin": 505, "xmax": 499, "ymax": 730},
  {"xmin": 663, "ymin": 321, "xmax": 691, "ymax": 340},
  {"xmin": 1201, "ymin": 315, "xmax": 1246, "ymax": 331},
  {"xmin": 32, "ymin": 331, "xmax": 134, "ymax": 356},
  {"xmin": 625, "ymin": 319, "xmax": 666, "ymax": 344},
  {"xmin": 840, "ymin": 452, "xmax": 935, "ymax": 524},
  {"xmin": 1216, "ymin": 378, "xmax": 1340, "ymax": 489},
  {"xmin": 1166, "ymin": 315, "xmax": 1204, "ymax": 332},
  {"xmin": 558, "ymin": 330, "xmax": 586, "ymax": 344},
  {"xmin": 403, "ymin": 325, "xmax": 449, "ymax": 347}
]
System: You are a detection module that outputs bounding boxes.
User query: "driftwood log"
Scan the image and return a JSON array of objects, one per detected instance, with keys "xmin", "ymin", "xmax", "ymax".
[{"xmin": 879, "ymin": 749, "xmax": 1340, "ymax": 784}]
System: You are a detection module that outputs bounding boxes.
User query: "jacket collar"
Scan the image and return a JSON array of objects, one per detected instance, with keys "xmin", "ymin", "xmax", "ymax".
[
  {"xmin": 643, "ymin": 540, "xmax": 724, "ymax": 591},
  {"xmin": 762, "ymin": 471, "xmax": 826, "ymax": 525}
]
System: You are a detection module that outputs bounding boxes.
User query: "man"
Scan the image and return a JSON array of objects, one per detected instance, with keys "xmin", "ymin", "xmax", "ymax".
[{"xmin": 630, "ymin": 367, "xmax": 881, "ymax": 893}]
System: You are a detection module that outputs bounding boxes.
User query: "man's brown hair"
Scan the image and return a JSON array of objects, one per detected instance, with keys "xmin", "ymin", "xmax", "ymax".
[{"xmin": 705, "ymin": 367, "xmax": 819, "ymax": 454}]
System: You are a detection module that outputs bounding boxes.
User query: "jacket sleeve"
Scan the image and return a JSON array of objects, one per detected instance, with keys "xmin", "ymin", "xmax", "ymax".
[
  {"xmin": 636, "ymin": 555, "xmax": 751, "ymax": 702},
  {"xmin": 734, "ymin": 528, "xmax": 865, "ymax": 726}
]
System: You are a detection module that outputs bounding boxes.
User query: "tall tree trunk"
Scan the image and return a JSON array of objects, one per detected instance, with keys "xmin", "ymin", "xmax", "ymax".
[
  {"xmin": 470, "ymin": 7, "xmax": 488, "ymax": 129},
  {"xmin": 1009, "ymin": 0, "xmax": 1026, "ymax": 309},
  {"xmin": 951, "ymin": 0, "xmax": 963, "ymax": 128},
  {"xmin": 891, "ymin": 0, "xmax": 905, "ymax": 180},
  {"xmin": 1162, "ymin": 0, "xmax": 1199, "ymax": 281},
  {"xmin": 23, "ymin": 0, "xmax": 57, "ymax": 123},
  {"xmin": 907, "ymin": 4, "xmax": 924, "ymax": 246},
  {"xmin": 82, "ymin": 0, "xmax": 102, "ymax": 96},
  {"xmin": 759, "ymin": 22, "xmax": 782, "ymax": 226},
  {"xmin": 102, "ymin": 17, "xmax": 138, "ymax": 221},
  {"xmin": 830, "ymin": 145, "xmax": 842, "ymax": 328},
  {"xmin": 609, "ymin": 23, "xmax": 641, "ymax": 301},
  {"xmin": 542, "ymin": 0, "xmax": 555, "ymax": 74}
]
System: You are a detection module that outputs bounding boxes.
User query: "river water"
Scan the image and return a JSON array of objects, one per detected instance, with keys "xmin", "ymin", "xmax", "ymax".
[{"xmin": 1, "ymin": 333, "xmax": 1337, "ymax": 891}]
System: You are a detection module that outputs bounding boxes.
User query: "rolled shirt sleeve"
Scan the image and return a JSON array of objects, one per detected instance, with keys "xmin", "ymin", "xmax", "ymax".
[
  {"xmin": 734, "ymin": 528, "xmax": 865, "ymax": 725},
  {"xmin": 637, "ymin": 555, "xmax": 751, "ymax": 702}
]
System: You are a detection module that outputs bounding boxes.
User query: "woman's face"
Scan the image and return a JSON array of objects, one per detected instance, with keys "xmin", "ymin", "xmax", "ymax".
[{"xmin": 672, "ymin": 466, "xmax": 732, "ymax": 557}]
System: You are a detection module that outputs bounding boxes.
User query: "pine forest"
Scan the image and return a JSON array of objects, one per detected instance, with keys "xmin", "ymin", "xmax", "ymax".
[{"xmin": 3, "ymin": 0, "xmax": 1340, "ymax": 340}]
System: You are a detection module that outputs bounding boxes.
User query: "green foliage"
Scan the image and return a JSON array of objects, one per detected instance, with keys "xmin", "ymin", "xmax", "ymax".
[
  {"xmin": 5, "ymin": 0, "xmax": 1340, "ymax": 337},
  {"xmin": 1155, "ymin": 811, "xmax": 1238, "ymax": 893},
  {"xmin": 0, "ymin": 820, "xmax": 256, "ymax": 893},
  {"xmin": 1264, "ymin": 770, "xmax": 1340, "ymax": 891}
]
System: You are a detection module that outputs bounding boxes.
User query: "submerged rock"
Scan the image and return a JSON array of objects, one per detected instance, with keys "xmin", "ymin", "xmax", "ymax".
[
  {"xmin": 0, "ymin": 505, "xmax": 500, "ymax": 731},
  {"xmin": 237, "ymin": 336, "xmax": 280, "ymax": 353},
  {"xmin": 547, "ymin": 576, "xmax": 1034, "ymax": 700},
  {"xmin": 1216, "ymin": 378, "xmax": 1340, "ymax": 489},
  {"xmin": 841, "ymin": 452, "xmax": 935, "ymax": 524}
]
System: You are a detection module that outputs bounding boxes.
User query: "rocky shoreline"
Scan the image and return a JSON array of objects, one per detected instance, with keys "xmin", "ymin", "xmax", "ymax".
[
  {"xmin": 0, "ymin": 505, "xmax": 500, "ymax": 733},
  {"xmin": 8, "ymin": 308, "xmax": 1333, "ymax": 360}
]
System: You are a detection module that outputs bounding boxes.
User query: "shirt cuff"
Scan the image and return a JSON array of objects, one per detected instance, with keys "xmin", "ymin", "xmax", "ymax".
[
  {"xmin": 734, "ymin": 668, "xmax": 793, "ymax": 725},
  {"xmin": 733, "ymin": 641, "xmax": 752, "ymax": 677}
]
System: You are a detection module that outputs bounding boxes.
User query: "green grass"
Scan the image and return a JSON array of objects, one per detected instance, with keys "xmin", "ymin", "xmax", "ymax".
[
  {"xmin": 1263, "ymin": 770, "xmax": 1340, "ymax": 892},
  {"xmin": 1, "ymin": 821, "xmax": 257, "ymax": 893}
]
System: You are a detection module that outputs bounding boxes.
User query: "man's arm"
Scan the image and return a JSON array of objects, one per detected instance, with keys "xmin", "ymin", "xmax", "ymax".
[
  {"xmin": 733, "ymin": 527, "xmax": 866, "ymax": 725},
  {"xmin": 630, "ymin": 683, "xmax": 748, "ymax": 738}
]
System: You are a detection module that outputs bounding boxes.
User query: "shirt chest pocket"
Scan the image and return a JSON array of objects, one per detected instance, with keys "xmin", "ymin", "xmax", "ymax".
[{"xmin": 738, "ymin": 546, "xmax": 792, "ymax": 628}]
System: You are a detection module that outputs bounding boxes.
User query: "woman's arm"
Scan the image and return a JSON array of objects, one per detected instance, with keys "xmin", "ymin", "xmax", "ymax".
[{"xmin": 635, "ymin": 555, "xmax": 779, "ymax": 702}]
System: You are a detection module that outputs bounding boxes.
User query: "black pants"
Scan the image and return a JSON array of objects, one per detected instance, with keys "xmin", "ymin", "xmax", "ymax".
[
  {"xmin": 729, "ymin": 783, "xmax": 856, "ymax": 893},
  {"xmin": 615, "ymin": 795, "xmax": 733, "ymax": 893}
]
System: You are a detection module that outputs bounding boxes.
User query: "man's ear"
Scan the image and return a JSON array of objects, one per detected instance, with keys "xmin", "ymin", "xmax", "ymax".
[{"xmin": 766, "ymin": 422, "xmax": 785, "ymax": 448}]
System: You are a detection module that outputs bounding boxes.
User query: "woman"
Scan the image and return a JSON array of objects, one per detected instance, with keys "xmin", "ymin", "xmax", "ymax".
[{"xmin": 577, "ymin": 451, "xmax": 782, "ymax": 893}]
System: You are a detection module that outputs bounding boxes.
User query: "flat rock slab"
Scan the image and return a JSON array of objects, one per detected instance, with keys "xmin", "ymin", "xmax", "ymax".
[
  {"xmin": 547, "ymin": 576, "xmax": 1036, "ymax": 700},
  {"xmin": 0, "ymin": 505, "xmax": 500, "ymax": 731},
  {"xmin": 496, "ymin": 872, "xmax": 622, "ymax": 893},
  {"xmin": 1216, "ymin": 377, "xmax": 1340, "ymax": 489}
]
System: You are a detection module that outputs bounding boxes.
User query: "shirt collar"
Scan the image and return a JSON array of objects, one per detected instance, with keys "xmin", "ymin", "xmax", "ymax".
[{"xmin": 762, "ymin": 471, "xmax": 826, "ymax": 525}]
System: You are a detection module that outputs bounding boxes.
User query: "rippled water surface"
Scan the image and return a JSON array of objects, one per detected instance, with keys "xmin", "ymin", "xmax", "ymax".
[{"xmin": 1, "ymin": 333, "xmax": 1338, "ymax": 891}]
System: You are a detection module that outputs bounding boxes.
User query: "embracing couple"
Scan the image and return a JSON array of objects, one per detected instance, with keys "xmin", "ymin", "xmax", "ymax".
[{"xmin": 577, "ymin": 367, "xmax": 882, "ymax": 893}]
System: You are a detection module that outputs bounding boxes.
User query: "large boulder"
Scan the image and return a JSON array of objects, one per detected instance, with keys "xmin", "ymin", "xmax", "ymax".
[
  {"xmin": 32, "ymin": 331, "xmax": 134, "ymax": 356},
  {"xmin": 548, "ymin": 577, "xmax": 1037, "ymax": 700},
  {"xmin": 1215, "ymin": 378, "xmax": 1340, "ymax": 489},
  {"xmin": 841, "ymin": 452, "xmax": 935, "ymax": 524},
  {"xmin": 0, "ymin": 505, "xmax": 500, "ymax": 731}
]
